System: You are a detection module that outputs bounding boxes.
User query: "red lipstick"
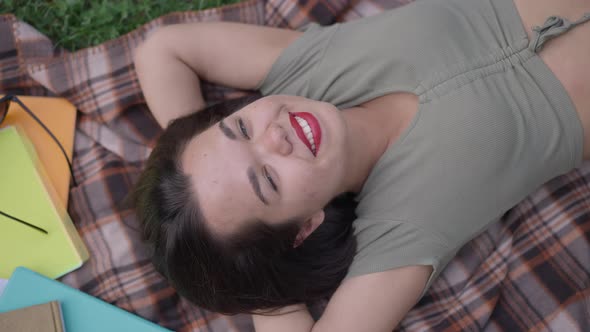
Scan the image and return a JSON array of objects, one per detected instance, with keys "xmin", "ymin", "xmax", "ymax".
[{"xmin": 288, "ymin": 112, "xmax": 322, "ymax": 156}]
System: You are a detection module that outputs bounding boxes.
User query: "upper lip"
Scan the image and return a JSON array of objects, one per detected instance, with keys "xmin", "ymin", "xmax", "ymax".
[{"xmin": 288, "ymin": 112, "xmax": 322, "ymax": 156}]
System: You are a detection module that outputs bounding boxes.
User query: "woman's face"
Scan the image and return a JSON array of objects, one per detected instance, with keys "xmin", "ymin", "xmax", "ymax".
[{"xmin": 181, "ymin": 95, "xmax": 350, "ymax": 236}]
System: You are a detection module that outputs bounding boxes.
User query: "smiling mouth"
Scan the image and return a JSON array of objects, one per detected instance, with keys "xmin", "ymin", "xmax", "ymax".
[{"xmin": 289, "ymin": 112, "xmax": 322, "ymax": 156}]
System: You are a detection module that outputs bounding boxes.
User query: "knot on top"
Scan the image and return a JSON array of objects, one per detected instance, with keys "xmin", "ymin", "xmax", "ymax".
[{"xmin": 531, "ymin": 13, "xmax": 590, "ymax": 52}]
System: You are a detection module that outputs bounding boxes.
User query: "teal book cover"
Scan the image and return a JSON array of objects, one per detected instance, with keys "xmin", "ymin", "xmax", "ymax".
[{"xmin": 0, "ymin": 267, "xmax": 172, "ymax": 332}]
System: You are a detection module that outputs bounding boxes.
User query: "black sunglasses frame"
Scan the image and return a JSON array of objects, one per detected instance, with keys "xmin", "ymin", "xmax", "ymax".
[{"xmin": 0, "ymin": 94, "xmax": 79, "ymax": 235}]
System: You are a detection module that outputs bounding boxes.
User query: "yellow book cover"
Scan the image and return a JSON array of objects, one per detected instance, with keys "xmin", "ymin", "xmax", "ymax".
[
  {"xmin": 0, "ymin": 95, "xmax": 76, "ymax": 209},
  {"xmin": 0, "ymin": 126, "xmax": 88, "ymax": 279}
]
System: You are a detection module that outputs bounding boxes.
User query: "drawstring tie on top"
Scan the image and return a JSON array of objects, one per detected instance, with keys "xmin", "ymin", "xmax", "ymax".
[{"xmin": 531, "ymin": 13, "xmax": 590, "ymax": 52}]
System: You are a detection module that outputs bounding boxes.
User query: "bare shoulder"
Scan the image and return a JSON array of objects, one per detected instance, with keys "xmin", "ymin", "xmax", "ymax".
[
  {"xmin": 512, "ymin": 0, "xmax": 590, "ymax": 81},
  {"xmin": 312, "ymin": 265, "xmax": 433, "ymax": 332},
  {"xmin": 514, "ymin": 0, "xmax": 590, "ymax": 159},
  {"xmin": 513, "ymin": 0, "xmax": 590, "ymax": 29}
]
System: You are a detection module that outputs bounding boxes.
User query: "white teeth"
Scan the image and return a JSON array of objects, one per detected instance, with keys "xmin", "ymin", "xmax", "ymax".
[{"xmin": 294, "ymin": 116, "xmax": 316, "ymax": 153}]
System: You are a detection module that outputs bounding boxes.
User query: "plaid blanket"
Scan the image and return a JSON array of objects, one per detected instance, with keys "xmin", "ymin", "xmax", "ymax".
[{"xmin": 1, "ymin": 0, "xmax": 588, "ymax": 331}]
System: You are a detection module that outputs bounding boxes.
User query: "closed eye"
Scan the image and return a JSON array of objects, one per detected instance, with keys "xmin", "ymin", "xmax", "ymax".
[
  {"xmin": 237, "ymin": 118, "xmax": 250, "ymax": 139},
  {"xmin": 263, "ymin": 166, "xmax": 278, "ymax": 192}
]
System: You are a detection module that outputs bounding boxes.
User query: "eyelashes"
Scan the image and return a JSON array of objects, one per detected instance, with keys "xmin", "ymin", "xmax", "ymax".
[
  {"xmin": 263, "ymin": 166, "xmax": 278, "ymax": 192},
  {"xmin": 236, "ymin": 117, "xmax": 278, "ymax": 193},
  {"xmin": 237, "ymin": 118, "xmax": 250, "ymax": 139}
]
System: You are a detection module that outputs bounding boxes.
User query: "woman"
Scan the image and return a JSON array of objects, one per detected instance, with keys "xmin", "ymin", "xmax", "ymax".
[{"xmin": 131, "ymin": 0, "xmax": 590, "ymax": 330}]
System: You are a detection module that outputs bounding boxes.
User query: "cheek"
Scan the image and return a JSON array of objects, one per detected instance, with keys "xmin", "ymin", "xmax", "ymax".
[
  {"xmin": 285, "ymin": 165, "xmax": 327, "ymax": 200},
  {"xmin": 300, "ymin": 184, "xmax": 320, "ymax": 199}
]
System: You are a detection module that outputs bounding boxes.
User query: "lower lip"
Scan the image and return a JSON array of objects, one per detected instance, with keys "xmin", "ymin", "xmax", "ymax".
[{"xmin": 290, "ymin": 111, "xmax": 322, "ymax": 156}]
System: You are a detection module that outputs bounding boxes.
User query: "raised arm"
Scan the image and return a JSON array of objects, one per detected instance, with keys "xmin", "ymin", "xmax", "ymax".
[
  {"xmin": 253, "ymin": 265, "xmax": 433, "ymax": 332},
  {"xmin": 133, "ymin": 22, "xmax": 302, "ymax": 128}
]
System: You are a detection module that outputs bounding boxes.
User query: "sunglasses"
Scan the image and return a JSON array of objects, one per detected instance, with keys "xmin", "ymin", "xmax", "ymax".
[{"xmin": 0, "ymin": 94, "xmax": 78, "ymax": 235}]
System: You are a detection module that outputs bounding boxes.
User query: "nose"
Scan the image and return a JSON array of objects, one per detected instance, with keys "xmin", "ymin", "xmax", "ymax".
[{"xmin": 257, "ymin": 123, "xmax": 293, "ymax": 156}]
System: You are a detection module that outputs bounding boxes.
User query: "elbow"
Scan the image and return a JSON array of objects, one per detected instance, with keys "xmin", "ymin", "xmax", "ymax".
[
  {"xmin": 133, "ymin": 28, "xmax": 172, "ymax": 76},
  {"xmin": 133, "ymin": 26, "xmax": 184, "ymax": 80}
]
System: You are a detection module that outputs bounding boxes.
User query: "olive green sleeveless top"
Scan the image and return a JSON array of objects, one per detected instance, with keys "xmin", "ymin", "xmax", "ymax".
[{"xmin": 256, "ymin": 0, "xmax": 586, "ymax": 297}]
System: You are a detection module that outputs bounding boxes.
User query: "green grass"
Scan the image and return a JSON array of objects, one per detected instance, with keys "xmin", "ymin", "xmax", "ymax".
[{"xmin": 0, "ymin": 0, "xmax": 242, "ymax": 51}]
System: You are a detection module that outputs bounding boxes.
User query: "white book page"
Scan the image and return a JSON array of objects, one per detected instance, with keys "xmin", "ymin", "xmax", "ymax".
[{"xmin": 0, "ymin": 278, "xmax": 7, "ymax": 297}]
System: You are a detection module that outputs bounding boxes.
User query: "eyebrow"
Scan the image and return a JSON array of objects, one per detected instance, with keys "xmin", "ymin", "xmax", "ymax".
[
  {"xmin": 219, "ymin": 120, "xmax": 237, "ymax": 140},
  {"xmin": 247, "ymin": 167, "xmax": 269, "ymax": 205}
]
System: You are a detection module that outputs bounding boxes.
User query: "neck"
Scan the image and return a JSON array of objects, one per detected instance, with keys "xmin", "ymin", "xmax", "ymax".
[
  {"xmin": 339, "ymin": 97, "xmax": 416, "ymax": 194},
  {"xmin": 339, "ymin": 107, "xmax": 392, "ymax": 193}
]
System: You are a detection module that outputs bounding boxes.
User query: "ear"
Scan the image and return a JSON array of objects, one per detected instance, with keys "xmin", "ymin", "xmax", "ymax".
[{"xmin": 293, "ymin": 210, "xmax": 325, "ymax": 248}]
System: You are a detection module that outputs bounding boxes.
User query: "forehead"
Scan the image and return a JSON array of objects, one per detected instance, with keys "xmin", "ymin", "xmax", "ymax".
[{"xmin": 180, "ymin": 123, "xmax": 260, "ymax": 235}]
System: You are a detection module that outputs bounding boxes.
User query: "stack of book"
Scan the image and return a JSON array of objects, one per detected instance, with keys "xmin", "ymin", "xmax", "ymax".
[
  {"xmin": 0, "ymin": 98, "xmax": 171, "ymax": 330},
  {"xmin": 0, "ymin": 96, "xmax": 88, "ymax": 279},
  {"xmin": 0, "ymin": 267, "xmax": 171, "ymax": 331}
]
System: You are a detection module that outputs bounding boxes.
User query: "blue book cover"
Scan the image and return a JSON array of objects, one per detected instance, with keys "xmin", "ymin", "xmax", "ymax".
[{"xmin": 0, "ymin": 267, "xmax": 172, "ymax": 332}]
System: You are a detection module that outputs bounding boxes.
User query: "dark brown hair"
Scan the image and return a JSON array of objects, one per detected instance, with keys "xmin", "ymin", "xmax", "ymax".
[{"xmin": 130, "ymin": 95, "xmax": 357, "ymax": 315}]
